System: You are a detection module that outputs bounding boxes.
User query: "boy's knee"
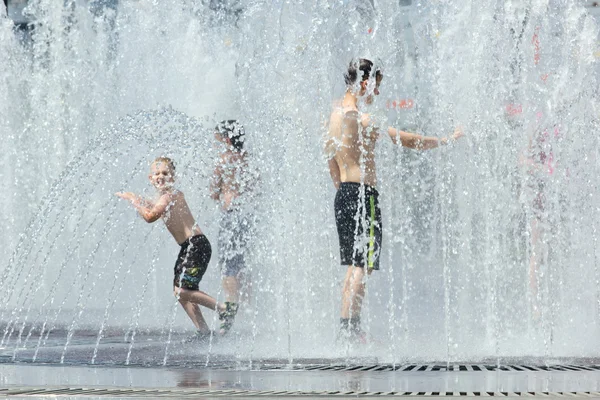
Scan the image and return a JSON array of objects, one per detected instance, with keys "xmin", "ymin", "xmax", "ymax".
[{"xmin": 349, "ymin": 265, "xmax": 366, "ymax": 281}]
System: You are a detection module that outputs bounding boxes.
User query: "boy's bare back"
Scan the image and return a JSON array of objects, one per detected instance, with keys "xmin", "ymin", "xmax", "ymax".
[{"xmin": 327, "ymin": 103, "xmax": 379, "ymax": 187}]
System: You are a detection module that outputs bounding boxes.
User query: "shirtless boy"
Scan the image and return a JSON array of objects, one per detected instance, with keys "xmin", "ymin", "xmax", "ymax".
[
  {"xmin": 326, "ymin": 59, "xmax": 463, "ymax": 341},
  {"xmin": 116, "ymin": 157, "xmax": 235, "ymax": 340},
  {"xmin": 210, "ymin": 120, "xmax": 256, "ymax": 335}
]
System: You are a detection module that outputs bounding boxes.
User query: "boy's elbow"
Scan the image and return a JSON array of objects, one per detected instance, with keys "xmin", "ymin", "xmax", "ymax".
[{"xmin": 143, "ymin": 212, "xmax": 160, "ymax": 223}]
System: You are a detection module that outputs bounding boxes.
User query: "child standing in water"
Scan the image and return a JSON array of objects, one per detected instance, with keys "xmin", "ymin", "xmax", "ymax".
[
  {"xmin": 326, "ymin": 59, "xmax": 463, "ymax": 342},
  {"xmin": 210, "ymin": 121, "xmax": 256, "ymax": 335},
  {"xmin": 116, "ymin": 157, "xmax": 233, "ymax": 340}
]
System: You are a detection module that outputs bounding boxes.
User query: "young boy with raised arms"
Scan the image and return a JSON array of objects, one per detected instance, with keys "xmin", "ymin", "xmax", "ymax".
[{"xmin": 116, "ymin": 156, "xmax": 237, "ymax": 340}]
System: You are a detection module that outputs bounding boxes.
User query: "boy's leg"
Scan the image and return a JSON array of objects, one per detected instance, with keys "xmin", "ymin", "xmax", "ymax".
[
  {"xmin": 179, "ymin": 300, "xmax": 210, "ymax": 332},
  {"xmin": 218, "ymin": 254, "xmax": 243, "ymax": 334},
  {"xmin": 222, "ymin": 257, "xmax": 246, "ymax": 304},
  {"xmin": 340, "ymin": 266, "xmax": 354, "ymax": 319},
  {"xmin": 221, "ymin": 223, "xmax": 246, "ymax": 303},
  {"xmin": 341, "ymin": 265, "xmax": 370, "ymax": 319},
  {"xmin": 174, "ymin": 286, "xmax": 225, "ymax": 313},
  {"xmin": 218, "ymin": 263, "xmax": 241, "ymax": 335},
  {"xmin": 217, "ymin": 214, "xmax": 241, "ymax": 335},
  {"xmin": 218, "ymin": 259, "xmax": 243, "ymax": 335},
  {"xmin": 222, "ymin": 276, "xmax": 240, "ymax": 303}
]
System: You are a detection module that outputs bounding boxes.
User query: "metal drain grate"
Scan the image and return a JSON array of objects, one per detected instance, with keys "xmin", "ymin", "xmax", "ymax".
[
  {"xmin": 7, "ymin": 358, "xmax": 600, "ymax": 372},
  {"xmin": 280, "ymin": 364, "xmax": 600, "ymax": 372},
  {"xmin": 2, "ymin": 387, "xmax": 600, "ymax": 397},
  {"xmin": 276, "ymin": 364, "xmax": 582, "ymax": 372},
  {"xmin": 185, "ymin": 363, "xmax": 600, "ymax": 372}
]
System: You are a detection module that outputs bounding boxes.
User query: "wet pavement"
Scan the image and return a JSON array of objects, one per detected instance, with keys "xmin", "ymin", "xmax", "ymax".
[
  {"xmin": 3, "ymin": 362, "xmax": 600, "ymax": 396},
  {"xmin": 2, "ymin": 330, "xmax": 600, "ymax": 397}
]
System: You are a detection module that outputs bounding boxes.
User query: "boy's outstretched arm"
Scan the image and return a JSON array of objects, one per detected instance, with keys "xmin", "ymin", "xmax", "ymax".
[
  {"xmin": 116, "ymin": 192, "xmax": 171, "ymax": 223},
  {"xmin": 388, "ymin": 126, "xmax": 463, "ymax": 150}
]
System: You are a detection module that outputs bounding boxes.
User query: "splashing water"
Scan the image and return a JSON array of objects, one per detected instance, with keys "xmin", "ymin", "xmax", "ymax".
[{"xmin": 2, "ymin": 0, "xmax": 600, "ymax": 365}]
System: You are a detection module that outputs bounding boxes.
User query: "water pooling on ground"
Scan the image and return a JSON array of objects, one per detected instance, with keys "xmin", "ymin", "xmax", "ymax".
[
  {"xmin": 1, "ymin": 0, "xmax": 600, "ymax": 366},
  {"xmin": 6, "ymin": 363, "xmax": 600, "ymax": 394}
]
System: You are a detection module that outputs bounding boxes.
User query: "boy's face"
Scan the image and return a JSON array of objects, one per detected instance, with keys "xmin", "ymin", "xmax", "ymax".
[
  {"xmin": 149, "ymin": 162, "xmax": 175, "ymax": 191},
  {"xmin": 359, "ymin": 75, "xmax": 383, "ymax": 105},
  {"xmin": 214, "ymin": 132, "xmax": 232, "ymax": 149}
]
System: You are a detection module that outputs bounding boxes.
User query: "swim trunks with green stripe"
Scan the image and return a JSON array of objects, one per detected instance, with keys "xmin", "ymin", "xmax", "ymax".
[{"xmin": 334, "ymin": 182, "xmax": 382, "ymax": 270}]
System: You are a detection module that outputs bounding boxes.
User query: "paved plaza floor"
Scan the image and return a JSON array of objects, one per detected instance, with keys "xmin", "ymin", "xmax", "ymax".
[{"xmin": 2, "ymin": 329, "xmax": 600, "ymax": 398}]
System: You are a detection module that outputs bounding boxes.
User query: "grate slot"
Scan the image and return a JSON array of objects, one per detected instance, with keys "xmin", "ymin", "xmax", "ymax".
[
  {"xmin": 569, "ymin": 365, "xmax": 594, "ymax": 371},
  {"xmin": 358, "ymin": 365, "xmax": 380, "ymax": 371},
  {"xmin": 548, "ymin": 366, "xmax": 568, "ymax": 371},
  {"xmin": 303, "ymin": 365, "xmax": 324, "ymax": 370},
  {"xmin": 374, "ymin": 365, "xmax": 392, "ymax": 371},
  {"xmin": 560, "ymin": 366, "xmax": 584, "ymax": 372},
  {"xmin": 401, "ymin": 365, "xmax": 417, "ymax": 371}
]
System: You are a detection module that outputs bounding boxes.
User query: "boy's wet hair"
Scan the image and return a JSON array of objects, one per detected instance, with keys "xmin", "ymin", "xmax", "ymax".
[
  {"xmin": 153, "ymin": 156, "xmax": 175, "ymax": 173},
  {"xmin": 215, "ymin": 120, "xmax": 245, "ymax": 151},
  {"xmin": 344, "ymin": 58, "xmax": 383, "ymax": 86}
]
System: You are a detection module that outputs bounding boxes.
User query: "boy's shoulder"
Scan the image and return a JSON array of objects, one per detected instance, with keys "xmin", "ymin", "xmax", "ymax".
[{"xmin": 159, "ymin": 189, "xmax": 184, "ymax": 201}]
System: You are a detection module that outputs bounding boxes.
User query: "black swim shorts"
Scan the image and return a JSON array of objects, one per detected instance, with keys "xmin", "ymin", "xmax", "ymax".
[
  {"xmin": 334, "ymin": 182, "xmax": 382, "ymax": 270},
  {"xmin": 173, "ymin": 234, "xmax": 212, "ymax": 290}
]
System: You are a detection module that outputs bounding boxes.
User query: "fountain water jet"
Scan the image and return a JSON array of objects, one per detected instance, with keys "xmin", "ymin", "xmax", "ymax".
[{"xmin": 2, "ymin": 0, "xmax": 600, "ymax": 366}]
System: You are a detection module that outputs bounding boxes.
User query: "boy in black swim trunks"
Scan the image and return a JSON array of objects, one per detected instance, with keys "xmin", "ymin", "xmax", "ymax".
[
  {"xmin": 116, "ymin": 157, "xmax": 231, "ymax": 339},
  {"xmin": 325, "ymin": 59, "xmax": 463, "ymax": 341},
  {"xmin": 210, "ymin": 120, "xmax": 257, "ymax": 335}
]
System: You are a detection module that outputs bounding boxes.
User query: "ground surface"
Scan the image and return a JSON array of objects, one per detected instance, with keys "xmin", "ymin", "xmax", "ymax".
[{"xmin": 2, "ymin": 329, "xmax": 600, "ymax": 398}]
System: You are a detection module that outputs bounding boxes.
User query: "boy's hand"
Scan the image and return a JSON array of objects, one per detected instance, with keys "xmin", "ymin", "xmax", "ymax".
[
  {"xmin": 115, "ymin": 191, "xmax": 130, "ymax": 199},
  {"xmin": 451, "ymin": 126, "xmax": 464, "ymax": 141},
  {"xmin": 115, "ymin": 192, "xmax": 136, "ymax": 203}
]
